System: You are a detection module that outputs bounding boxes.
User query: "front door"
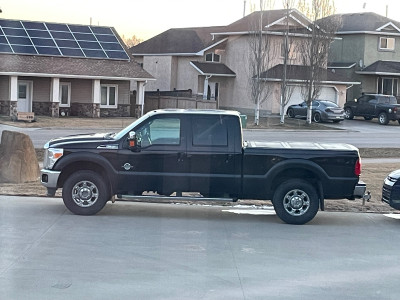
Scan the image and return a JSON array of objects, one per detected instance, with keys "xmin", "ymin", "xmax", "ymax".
[
  {"xmin": 117, "ymin": 115, "xmax": 189, "ymax": 195},
  {"xmin": 17, "ymin": 81, "xmax": 32, "ymax": 112}
]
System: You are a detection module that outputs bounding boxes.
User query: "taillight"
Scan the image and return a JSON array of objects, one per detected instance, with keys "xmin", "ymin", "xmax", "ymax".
[{"xmin": 355, "ymin": 158, "xmax": 361, "ymax": 176}]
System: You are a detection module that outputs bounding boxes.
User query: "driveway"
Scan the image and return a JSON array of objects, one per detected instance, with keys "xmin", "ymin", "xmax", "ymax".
[{"xmin": 1, "ymin": 195, "xmax": 400, "ymax": 300}]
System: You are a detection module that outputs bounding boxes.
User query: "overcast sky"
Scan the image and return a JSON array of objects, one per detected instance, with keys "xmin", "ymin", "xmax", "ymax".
[{"xmin": 1, "ymin": 0, "xmax": 399, "ymax": 41}]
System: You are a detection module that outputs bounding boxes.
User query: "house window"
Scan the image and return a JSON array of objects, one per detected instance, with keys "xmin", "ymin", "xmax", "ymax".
[
  {"xmin": 59, "ymin": 82, "xmax": 71, "ymax": 107},
  {"xmin": 101, "ymin": 85, "xmax": 117, "ymax": 108},
  {"xmin": 205, "ymin": 52, "xmax": 220, "ymax": 62},
  {"xmin": 377, "ymin": 77, "xmax": 398, "ymax": 96},
  {"xmin": 379, "ymin": 37, "xmax": 395, "ymax": 51}
]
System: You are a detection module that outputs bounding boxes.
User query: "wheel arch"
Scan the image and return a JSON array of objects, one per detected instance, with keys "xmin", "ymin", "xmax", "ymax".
[
  {"xmin": 55, "ymin": 152, "xmax": 116, "ymax": 194},
  {"xmin": 266, "ymin": 160, "xmax": 326, "ymax": 207}
]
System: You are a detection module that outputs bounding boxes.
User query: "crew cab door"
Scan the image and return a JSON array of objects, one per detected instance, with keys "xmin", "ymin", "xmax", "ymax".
[
  {"xmin": 187, "ymin": 115, "xmax": 242, "ymax": 197},
  {"xmin": 117, "ymin": 114, "xmax": 189, "ymax": 195},
  {"xmin": 357, "ymin": 95, "xmax": 376, "ymax": 116}
]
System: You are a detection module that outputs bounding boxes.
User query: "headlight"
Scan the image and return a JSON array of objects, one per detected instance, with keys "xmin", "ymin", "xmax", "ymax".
[{"xmin": 43, "ymin": 148, "xmax": 64, "ymax": 169}]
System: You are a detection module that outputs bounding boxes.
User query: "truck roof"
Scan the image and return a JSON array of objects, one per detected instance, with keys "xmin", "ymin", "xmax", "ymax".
[{"xmin": 147, "ymin": 109, "xmax": 241, "ymax": 117}]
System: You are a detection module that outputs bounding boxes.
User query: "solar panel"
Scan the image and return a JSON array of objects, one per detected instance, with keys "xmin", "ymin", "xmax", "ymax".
[{"xmin": 0, "ymin": 19, "xmax": 130, "ymax": 60}]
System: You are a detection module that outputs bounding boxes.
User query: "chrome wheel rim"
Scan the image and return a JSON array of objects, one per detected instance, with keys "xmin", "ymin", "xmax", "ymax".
[
  {"xmin": 379, "ymin": 114, "xmax": 386, "ymax": 124},
  {"xmin": 72, "ymin": 180, "xmax": 99, "ymax": 207},
  {"xmin": 283, "ymin": 189, "xmax": 310, "ymax": 216},
  {"xmin": 344, "ymin": 109, "xmax": 351, "ymax": 118}
]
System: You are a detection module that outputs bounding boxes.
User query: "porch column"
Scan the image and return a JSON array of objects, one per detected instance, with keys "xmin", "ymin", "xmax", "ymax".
[
  {"xmin": 92, "ymin": 79, "xmax": 101, "ymax": 118},
  {"xmin": 50, "ymin": 78, "xmax": 60, "ymax": 117},
  {"xmin": 203, "ymin": 75, "xmax": 211, "ymax": 100},
  {"xmin": 136, "ymin": 81, "xmax": 146, "ymax": 117},
  {"xmin": 9, "ymin": 76, "xmax": 18, "ymax": 117}
]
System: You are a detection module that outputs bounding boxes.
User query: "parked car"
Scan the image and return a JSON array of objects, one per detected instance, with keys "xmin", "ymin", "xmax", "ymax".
[
  {"xmin": 286, "ymin": 100, "xmax": 345, "ymax": 123},
  {"xmin": 382, "ymin": 169, "xmax": 400, "ymax": 210},
  {"xmin": 344, "ymin": 94, "xmax": 400, "ymax": 125}
]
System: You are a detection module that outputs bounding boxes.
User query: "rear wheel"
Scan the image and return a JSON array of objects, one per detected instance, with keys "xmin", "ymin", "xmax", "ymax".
[
  {"xmin": 312, "ymin": 113, "xmax": 322, "ymax": 123},
  {"xmin": 378, "ymin": 112, "xmax": 389, "ymax": 125},
  {"xmin": 287, "ymin": 108, "xmax": 295, "ymax": 118},
  {"xmin": 344, "ymin": 107, "xmax": 354, "ymax": 120},
  {"xmin": 62, "ymin": 170, "xmax": 110, "ymax": 215},
  {"xmin": 273, "ymin": 179, "xmax": 319, "ymax": 225}
]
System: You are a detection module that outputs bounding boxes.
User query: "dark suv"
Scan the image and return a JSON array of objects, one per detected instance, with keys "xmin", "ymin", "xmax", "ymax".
[{"xmin": 344, "ymin": 94, "xmax": 400, "ymax": 125}]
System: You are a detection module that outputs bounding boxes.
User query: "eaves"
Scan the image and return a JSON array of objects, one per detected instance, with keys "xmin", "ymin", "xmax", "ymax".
[
  {"xmin": 0, "ymin": 71, "xmax": 155, "ymax": 81},
  {"xmin": 337, "ymin": 31, "xmax": 400, "ymax": 36},
  {"xmin": 258, "ymin": 78, "xmax": 361, "ymax": 85},
  {"xmin": 355, "ymin": 71, "xmax": 400, "ymax": 76}
]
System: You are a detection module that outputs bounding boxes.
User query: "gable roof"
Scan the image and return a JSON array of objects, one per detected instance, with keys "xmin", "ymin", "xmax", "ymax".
[
  {"xmin": 320, "ymin": 12, "xmax": 400, "ymax": 35},
  {"xmin": 131, "ymin": 26, "xmax": 226, "ymax": 55},
  {"xmin": 214, "ymin": 9, "xmax": 310, "ymax": 35},
  {"xmin": 356, "ymin": 60, "xmax": 400, "ymax": 75},
  {"xmin": 0, "ymin": 53, "xmax": 153, "ymax": 80},
  {"xmin": 131, "ymin": 9, "xmax": 311, "ymax": 56},
  {"xmin": 259, "ymin": 64, "xmax": 360, "ymax": 85}
]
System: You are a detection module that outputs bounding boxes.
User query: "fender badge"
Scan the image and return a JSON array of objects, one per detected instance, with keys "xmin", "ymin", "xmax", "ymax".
[{"xmin": 122, "ymin": 163, "xmax": 133, "ymax": 171}]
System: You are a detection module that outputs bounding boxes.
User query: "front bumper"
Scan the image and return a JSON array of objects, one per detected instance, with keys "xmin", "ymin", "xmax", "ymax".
[
  {"xmin": 382, "ymin": 176, "xmax": 400, "ymax": 209},
  {"xmin": 40, "ymin": 169, "xmax": 61, "ymax": 196}
]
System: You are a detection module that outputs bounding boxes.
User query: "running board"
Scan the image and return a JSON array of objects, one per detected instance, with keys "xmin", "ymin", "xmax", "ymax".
[{"xmin": 116, "ymin": 194, "xmax": 236, "ymax": 202}]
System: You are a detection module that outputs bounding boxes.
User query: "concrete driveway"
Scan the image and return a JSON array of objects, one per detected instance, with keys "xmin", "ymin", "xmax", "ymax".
[{"xmin": 1, "ymin": 195, "xmax": 400, "ymax": 300}]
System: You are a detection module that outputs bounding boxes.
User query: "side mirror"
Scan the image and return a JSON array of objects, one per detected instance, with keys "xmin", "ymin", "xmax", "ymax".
[{"xmin": 128, "ymin": 131, "xmax": 140, "ymax": 152}]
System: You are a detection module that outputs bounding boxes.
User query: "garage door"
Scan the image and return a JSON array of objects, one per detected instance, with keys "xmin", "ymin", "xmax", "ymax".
[{"xmin": 282, "ymin": 86, "xmax": 337, "ymax": 115}]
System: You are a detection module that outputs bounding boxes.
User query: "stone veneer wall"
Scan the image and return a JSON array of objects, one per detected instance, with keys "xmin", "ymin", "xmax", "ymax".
[
  {"xmin": 100, "ymin": 104, "xmax": 130, "ymax": 117},
  {"xmin": 32, "ymin": 102, "xmax": 52, "ymax": 116},
  {"xmin": 0, "ymin": 100, "xmax": 10, "ymax": 115},
  {"xmin": 71, "ymin": 103, "xmax": 100, "ymax": 118}
]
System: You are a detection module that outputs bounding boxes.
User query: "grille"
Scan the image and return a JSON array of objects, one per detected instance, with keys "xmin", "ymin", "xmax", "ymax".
[{"xmin": 382, "ymin": 185, "xmax": 392, "ymax": 203}]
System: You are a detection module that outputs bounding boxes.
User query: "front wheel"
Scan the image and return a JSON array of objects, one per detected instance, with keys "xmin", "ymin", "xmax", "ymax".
[
  {"xmin": 344, "ymin": 107, "xmax": 354, "ymax": 120},
  {"xmin": 272, "ymin": 179, "xmax": 319, "ymax": 225},
  {"xmin": 62, "ymin": 170, "xmax": 110, "ymax": 215},
  {"xmin": 378, "ymin": 112, "xmax": 389, "ymax": 125}
]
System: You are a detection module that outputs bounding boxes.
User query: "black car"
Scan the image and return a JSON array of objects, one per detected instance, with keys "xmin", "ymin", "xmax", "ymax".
[
  {"xmin": 344, "ymin": 94, "xmax": 400, "ymax": 125},
  {"xmin": 286, "ymin": 100, "xmax": 345, "ymax": 123},
  {"xmin": 382, "ymin": 169, "xmax": 400, "ymax": 209}
]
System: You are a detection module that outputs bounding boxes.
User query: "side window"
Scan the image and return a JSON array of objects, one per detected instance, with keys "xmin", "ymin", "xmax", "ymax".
[
  {"xmin": 192, "ymin": 117, "xmax": 228, "ymax": 147},
  {"xmin": 136, "ymin": 118, "xmax": 180, "ymax": 147}
]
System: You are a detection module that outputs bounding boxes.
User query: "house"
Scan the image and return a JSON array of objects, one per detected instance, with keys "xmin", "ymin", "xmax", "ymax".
[
  {"xmin": 324, "ymin": 12, "xmax": 400, "ymax": 101},
  {"xmin": 0, "ymin": 18, "xmax": 153, "ymax": 118},
  {"xmin": 131, "ymin": 9, "xmax": 357, "ymax": 116}
]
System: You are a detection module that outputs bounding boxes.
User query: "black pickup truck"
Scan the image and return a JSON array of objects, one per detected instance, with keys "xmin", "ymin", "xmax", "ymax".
[
  {"xmin": 41, "ymin": 109, "xmax": 366, "ymax": 224},
  {"xmin": 344, "ymin": 94, "xmax": 400, "ymax": 125}
]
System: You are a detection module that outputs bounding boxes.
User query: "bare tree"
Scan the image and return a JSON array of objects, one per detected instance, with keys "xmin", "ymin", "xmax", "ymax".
[
  {"xmin": 279, "ymin": 0, "xmax": 297, "ymax": 124},
  {"xmin": 123, "ymin": 35, "xmax": 144, "ymax": 48},
  {"xmin": 248, "ymin": 0, "xmax": 276, "ymax": 125},
  {"xmin": 295, "ymin": 0, "xmax": 340, "ymax": 124}
]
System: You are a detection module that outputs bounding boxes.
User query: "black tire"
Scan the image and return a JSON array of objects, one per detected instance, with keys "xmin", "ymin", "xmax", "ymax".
[
  {"xmin": 378, "ymin": 112, "xmax": 389, "ymax": 125},
  {"xmin": 312, "ymin": 113, "xmax": 322, "ymax": 123},
  {"xmin": 344, "ymin": 107, "xmax": 354, "ymax": 120},
  {"xmin": 62, "ymin": 170, "xmax": 110, "ymax": 215},
  {"xmin": 287, "ymin": 108, "xmax": 295, "ymax": 118},
  {"xmin": 364, "ymin": 116, "xmax": 373, "ymax": 120},
  {"xmin": 272, "ymin": 179, "xmax": 319, "ymax": 225}
]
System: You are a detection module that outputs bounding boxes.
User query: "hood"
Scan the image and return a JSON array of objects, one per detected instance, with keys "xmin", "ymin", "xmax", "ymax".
[
  {"xmin": 46, "ymin": 132, "xmax": 115, "ymax": 148},
  {"xmin": 388, "ymin": 169, "xmax": 400, "ymax": 180}
]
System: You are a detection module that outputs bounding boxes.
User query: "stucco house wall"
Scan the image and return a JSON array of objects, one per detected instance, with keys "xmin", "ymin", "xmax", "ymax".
[{"xmin": 144, "ymin": 56, "xmax": 174, "ymax": 91}]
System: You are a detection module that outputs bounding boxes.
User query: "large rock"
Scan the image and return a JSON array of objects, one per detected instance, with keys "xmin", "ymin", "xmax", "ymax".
[{"xmin": 0, "ymin": 130, "xmax": 40, "ymax": 183}]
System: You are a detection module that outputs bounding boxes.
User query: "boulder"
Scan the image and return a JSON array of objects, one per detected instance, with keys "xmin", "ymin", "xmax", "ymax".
[{"xmin": 0, "ymin": 130, "xmax": 40, "ymax": 183}]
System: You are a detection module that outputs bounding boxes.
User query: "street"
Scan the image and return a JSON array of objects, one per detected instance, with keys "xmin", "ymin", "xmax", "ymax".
[
  {"xmin": 1, "ymin": 195, "xmax": 400, "ymax": 300},
  {"xmin": 2, "ymin": 118, "xmax": 400, "ymax": 149}
]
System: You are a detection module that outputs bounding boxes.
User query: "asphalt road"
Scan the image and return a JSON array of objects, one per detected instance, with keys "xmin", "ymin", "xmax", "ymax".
[
  {"xmin": 1, "ymin": 117, "xmax": 399, "ymax": 149},
  {"xmin": 1, "ymin": 195, "xmax": 400, "ymax": 300}
]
